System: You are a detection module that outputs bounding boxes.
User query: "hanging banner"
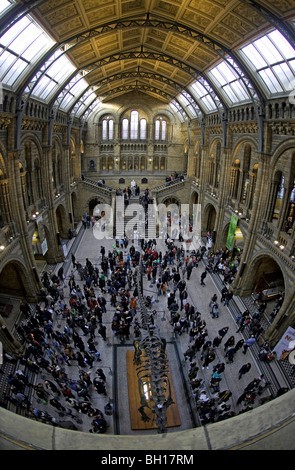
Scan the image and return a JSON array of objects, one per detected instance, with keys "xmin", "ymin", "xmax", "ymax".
[
  {"xmin": 272, "ymin": 326, "xmax": 295, "ymax": 360},
  {"xmin": 226, "ymin": 214, "xmax": 238, "ymax": 250},
  {"xmin": 62, "ymin": 242, "xmax": 68, "ymax": 258},
  {"xmin": 41, "ymin": 238, "xmax": 48, "ymax": 256}
]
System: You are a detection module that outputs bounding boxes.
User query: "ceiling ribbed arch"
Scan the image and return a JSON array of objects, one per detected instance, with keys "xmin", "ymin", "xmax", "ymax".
[{"xmin": 1, "ymin": 0, "xmax": 295, "ymax": 123}]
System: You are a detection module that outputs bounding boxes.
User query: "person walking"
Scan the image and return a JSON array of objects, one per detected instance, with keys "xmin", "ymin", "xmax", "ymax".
[
  {"xmin": 211, "ymin": 302, "xmax": 219, "ymax": 318},
  {"xmin": 242, "ymin": 335, "xmax": 256, "ymax": 354},
  {"xmin": 218, "ymin": 327, "xmax": 229, "ymax": 339},
  {"xmin": 238, "ymin": 363, "xmax": 252, "ymax": 380},
  {"xmin": 224, "ymin": 335, "xmax": 235, "ymax": 351},
  {"xmin": 225, "ymin": 346, "xmax": 235, "ymax": 363},
  {"xmin": 202, "ymin": 349, "xmax": 216, "ymax": 369},
  {"xmin": 233, "ymin": 338, "xmax": 244, "ymax": 353},
  {"xmin": 200, "ymin": 270, "xmax": 207, "ymax": 286}
]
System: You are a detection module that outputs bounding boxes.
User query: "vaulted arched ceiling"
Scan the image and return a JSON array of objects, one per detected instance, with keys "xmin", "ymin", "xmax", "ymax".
[{"xmin": 2, "ymin": 0, "xmax": 295, "ymax": 121}]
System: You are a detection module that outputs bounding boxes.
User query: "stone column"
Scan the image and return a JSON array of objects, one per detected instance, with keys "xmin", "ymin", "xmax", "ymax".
[
  {"xmin": 62, "ymin": 144, "xmax": 74, "ymax": 232},
  {"xmin": 42, "ymin": 145, "xmax": 64, "ymax": 263},
  {"xmin": 198, "ymin": 145, "xmax": 208, "ymax": 208},
  {"xmin": 7, "ymin": 150, "xmax": 42, "ymax": 298},
  {"xmin": 0, "ymin": 179, "xmax": 12, "ymax": 228},
  {"xmin": 186, "ymin": 144, "xmax": 196, "ymax": 178},
  {"xmin": 214, "ymin": 147, "xmax": 232, "ymax": 248},
  {"xmin": 231, "ymin": 153, "xmax": 269, "ymax": 295}
]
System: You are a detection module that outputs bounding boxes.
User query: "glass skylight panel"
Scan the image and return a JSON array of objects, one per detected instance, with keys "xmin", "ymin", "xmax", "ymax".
[
  {"xmin": 177, "ymin": 93, "xmax": 198, "ymax": 117},
  {"xmin": 208, "ymin": 62, "xmax": 251, "ymax": 105},
  {"xmin": 200, "ymin": 94, "xmax": 216, "ymax": 111},
  {"xmin": 255, "ymin": 36, "xmax": 283, "ymax": 63},
  {"xmin": 0, "ymin": 17, "xmax": 30, "ymax": 47},
  {"xmin": 269, "ymin": 30, "xmax": 295, "ymax": 59},
  {"xmin": 178, "ymin": 94, "xmax": 190, "ymax": 107},
  {"xmin": 170, "ymin": 100, "xmax": 186, "ymax": 121},
  {"xmin": 31, "ymin": 53, "xmax": 75, "ymax": 101},
  {"xmin": 241, "ymin": 44, "xmax": 267, "ymax": 69},
  {"xmin": 210, "ymin": 67, "xmax": 227, "ymax": 86},
  {"xmin": 190, "ymin": 81, "xmax": 217, "ymax": 112},
  {"xmin": 82, "ymin": 91, "xmax": 96, "ymax": 108},
  {"xmin": 240, "ymin": 29, "xmax": 295, "ymax": 96},
  {"xmin": 272, "ymin": 63, "xmax": 294, "ymax": 90},
  {"xmin": 191, "ymin": 81, "xmax": 207, "ymax": 96},
  {"xmin": 230, "ymin": 80, "xmax": 249, "ymax": 100},
  {"xmin": 73, "ymin": 90, "xmax": 98, "ymax": 116},
  {"xmin": 259, "ymin": 69, "xmax": 283, "ymax": 93},
  {"xmin": 0, "ymin": 48, "xmax": 15, "ymax": 72},
  {"xmin": 60, "ymin": 78, "xmax": 88, "ymax": 110},
  {"xmin": 0, "ymin": 0, "xmax": 12, "ymax": 14},
  {"xmin": 223, "ymin": 84, "xmax": 238, "ymax": 103},
  {"xmin": 0, "ymin": 14, "xmax": 54, "ymax": 87},
  {"xmin": 216, "ymin": 62, "xmax": 237, "ymax": 82},
  {"xmin": 3, "ymin": 57, "xmax": 27, "ymax": 85}
]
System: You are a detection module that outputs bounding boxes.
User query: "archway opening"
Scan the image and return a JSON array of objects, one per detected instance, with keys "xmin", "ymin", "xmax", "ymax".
[
  {"xmin": 203, "ymin": 204, "xmax": 216, "ymax": 235},
  {"xmin": 56, "ymin": 204, "xmax": 68, "ymax": 238},
  {"xmin": 252, "ymin": 256, "xmax": 285, "ymax": 302},
  {"xmin": 89, "ymin": 198, "xmax": 101, "ymax": 217},
  {"xmin": 0, "ymin": 262, "xmax": 29, "ymax": 308}
]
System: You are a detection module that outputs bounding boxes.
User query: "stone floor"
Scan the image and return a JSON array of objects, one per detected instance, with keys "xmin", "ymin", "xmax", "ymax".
[{"xmin": 0, "ymin": 218, "xmax": 292, "ymax": 437}]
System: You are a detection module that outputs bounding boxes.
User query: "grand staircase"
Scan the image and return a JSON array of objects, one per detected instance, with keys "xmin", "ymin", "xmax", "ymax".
[{"xmin": 114, "ymin": 193, "xmax": 156, "ymax": 241}]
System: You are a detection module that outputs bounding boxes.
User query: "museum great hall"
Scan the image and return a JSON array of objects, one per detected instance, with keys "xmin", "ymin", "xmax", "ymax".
[{"xmin": 0, "ymin": 0, "xmax": 295, "ymax": 451}]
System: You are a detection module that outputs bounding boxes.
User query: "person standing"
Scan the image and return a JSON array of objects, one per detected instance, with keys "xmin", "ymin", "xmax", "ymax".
[
  {"xmin": 242, "ymin": 335, "xmax": 256, "ymax": 354},
  {"xmin": 238, "ymin": 363, "xmax": 252, "ymax": 380}
]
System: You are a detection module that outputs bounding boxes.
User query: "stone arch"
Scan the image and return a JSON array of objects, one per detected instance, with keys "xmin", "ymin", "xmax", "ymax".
[
  {"xmin": 221, "ymin": 220, "xmax": 245, "ymax": 251},
  {"xmin": 0, "ymin": 258, "xmax": 34, "ymax": 301},
  {"xmin": 88, "ymin": 197, "xmax": 102, "ymax": 216},
  {"xmin": 32, "ymin": 221, "xmax": 56, "ymax": 264},
  {"xmin": 83, "ymin": 192, "xmax": 110, "ymax": 217},
  {"xmin": 189, "ymin": 190, "xmax": 199, "ymax": 216},
  {"xmin": 270, "ymin": 139, "xmax": 295, "ymax": 171},
  {"xmin": 160, "ymin": 196, "xmax": 181, "ymax": 207},
  {"xmin": 267, "ymin": 148, "xmax": 295, "ymax": 230},
  {"xmin": 243, "ymin": 252, "xmax": 286, "ymax": 300},
  {"xmin": 19, "ymin": 136, "xmax": 43, "ymax": 210},
  {"xmin": 202, "ymin": 203, "xmax": 216, "ymax": 234},
  {"xmin": 56, "ymin": 204, "xmax": 68, "ymax": 238}
]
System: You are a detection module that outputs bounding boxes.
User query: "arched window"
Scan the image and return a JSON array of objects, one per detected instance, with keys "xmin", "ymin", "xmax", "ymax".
[
  {"xmin": 155, "ymin": 120, "xmax": 160, "ymax": 140},
  {"xmin": 102, "ymin": 118, "xmax": 114, "ymax": 140},
  {"xmin": 122, "ymin": 118, "xmax": 129, "ymax": 139},
  {"xmin": 161, "ymin": 120, "xmax": 166, "ymax": 140},
  {"xmin": 130, "ymin": 111, "xmax": 138, "ymax": 139},
  {"xmin": 140, "ymin": 118, "xmax": 147, "ymax": 140},
  {"xmin": 155, "ymin": 118, "xmax": 167, "ymax": 140}
]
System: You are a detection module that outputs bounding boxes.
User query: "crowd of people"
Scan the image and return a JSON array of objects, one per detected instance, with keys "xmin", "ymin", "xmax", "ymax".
[{"xmin": 0, "ymin": 190, "xmax": 288, "ymax": 434}]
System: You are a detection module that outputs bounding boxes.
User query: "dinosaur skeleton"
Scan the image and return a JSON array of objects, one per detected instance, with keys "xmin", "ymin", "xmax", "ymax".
[{"xmin": 132, "ymin": 261, "xmax": 174, "ymax": 433}]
